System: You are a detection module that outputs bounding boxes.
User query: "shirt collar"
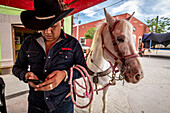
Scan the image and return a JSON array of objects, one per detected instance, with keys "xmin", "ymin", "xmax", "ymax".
[
  {"xmin": 60, "ymin": 29, "xmax": 67, "ymax": 40},
  {"xmin": 36, "ymin": 29, "xmax": 67, "ymax": 53}
]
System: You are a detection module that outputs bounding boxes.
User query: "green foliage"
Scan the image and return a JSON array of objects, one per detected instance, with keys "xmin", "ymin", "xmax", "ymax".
[
  {"xmin": 84, "ymin": 27, "xmax": 96, "ymax": 39},
  {"xmin": 146, "ymin": 16, "xmax": 170, "ymax": 33}
]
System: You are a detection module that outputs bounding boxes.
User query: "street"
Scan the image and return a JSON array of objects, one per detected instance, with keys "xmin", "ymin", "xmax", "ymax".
[{"xmin": 1, "ymin": 51, "xmax": 170, "ymax": 113}]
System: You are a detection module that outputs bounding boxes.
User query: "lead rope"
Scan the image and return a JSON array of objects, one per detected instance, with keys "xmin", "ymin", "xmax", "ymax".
[
  {"xmin": 69, "ymin": 65, "xmax": 116, "ymax": 108},
  {"xmin": 69, "ymin": 65, "xmax": 94, "ymax": 108}
]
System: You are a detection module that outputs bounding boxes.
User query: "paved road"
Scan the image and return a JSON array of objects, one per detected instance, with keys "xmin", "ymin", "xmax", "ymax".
[{"xmin": 0, "ymin": 51, "xmax": 170, "ymax": 113}]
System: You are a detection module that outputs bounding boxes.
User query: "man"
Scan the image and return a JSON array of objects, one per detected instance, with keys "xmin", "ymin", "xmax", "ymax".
[{"xmin": 12, "ymin": 0, "xmax": 87, "ymax": 113}]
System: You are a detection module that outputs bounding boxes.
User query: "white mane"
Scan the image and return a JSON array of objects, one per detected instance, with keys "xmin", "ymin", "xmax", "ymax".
[{"xmin": 90, "ymin": 22, "xmax": 107, "ymax": 50}]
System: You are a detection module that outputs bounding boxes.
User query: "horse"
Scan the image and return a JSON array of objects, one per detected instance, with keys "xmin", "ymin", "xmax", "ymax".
[{"xmin": 86, "ymin": 8, "xmax": 144, "ymax": 113}]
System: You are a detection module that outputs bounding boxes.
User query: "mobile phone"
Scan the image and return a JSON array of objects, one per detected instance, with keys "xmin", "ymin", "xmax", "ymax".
[{"xmin": 26, "ymin": 79, "xmax": 43, "ymax": 85}]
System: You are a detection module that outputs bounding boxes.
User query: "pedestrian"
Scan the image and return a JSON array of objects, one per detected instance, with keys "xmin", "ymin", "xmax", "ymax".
[{"xmin": 12, "ymin": 0, "xmax": 87, "ymax": 113}]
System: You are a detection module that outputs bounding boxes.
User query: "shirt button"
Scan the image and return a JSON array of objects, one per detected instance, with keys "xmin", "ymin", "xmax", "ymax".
[
  {"xmin": 65, "ymin": 56, "xmax": 68, "ymax": 58},
  {"xmin": 44, "ymin": 57, "xmax": 46, "ymax": 59},
  {"xmin": 27, "ymin": 55, "xmax": 30, "ymax": 57},
  {"xmin": 44, "ymin": 70, "xmax": 47, "ymax": 72},
  {"xmin": 48, "ymin": 56, "xmax": 50, "ymax": 58},
  {"xmin": 46, "ymin": 97, "xmax": 48, "ymax": 100}
]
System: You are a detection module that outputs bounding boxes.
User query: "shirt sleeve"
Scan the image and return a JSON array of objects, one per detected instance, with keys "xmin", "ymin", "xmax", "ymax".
[
  {"xmin": 12, "ymin": 39, "xmax": 29, "ymax": 82},
  {"xmin": 66, "ymin": 39, "xmax": 87, "ymax": 81}
]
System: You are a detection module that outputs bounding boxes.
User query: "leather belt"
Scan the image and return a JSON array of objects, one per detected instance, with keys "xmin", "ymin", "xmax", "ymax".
[{"xmin": 87, "ymin": 67, "xmax": 112, "ymax": 77}]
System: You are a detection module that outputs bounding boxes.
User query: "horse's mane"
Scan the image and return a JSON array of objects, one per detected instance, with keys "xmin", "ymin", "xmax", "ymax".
[{"xmin": 90, "ymin": 22, "xmax": 107, "ymax": 50}]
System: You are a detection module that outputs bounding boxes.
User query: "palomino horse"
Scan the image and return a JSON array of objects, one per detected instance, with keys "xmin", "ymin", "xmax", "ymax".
[{"xmin": 86, "ymin": 8, "xmax": 144, "ymax": 113}]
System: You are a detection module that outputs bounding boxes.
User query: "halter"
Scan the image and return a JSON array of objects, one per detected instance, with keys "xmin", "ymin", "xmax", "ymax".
[
  {"xmin": 87, "ymin": 20, "xmax": 139, "ymax": 94},
  {"xmin": 101, "ymin": 20, "xmax": 139, "ymax": 75}
]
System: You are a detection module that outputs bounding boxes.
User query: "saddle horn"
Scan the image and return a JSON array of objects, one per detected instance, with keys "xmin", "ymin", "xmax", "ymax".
[{"xmin": 126, "ymin": 12, "xmax": 135, "ymax": 21}]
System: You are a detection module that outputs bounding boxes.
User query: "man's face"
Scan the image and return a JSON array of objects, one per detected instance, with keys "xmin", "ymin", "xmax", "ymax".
[{"xmin": 41, "ymin": 21, "xmax": 61, "ymax": 42}]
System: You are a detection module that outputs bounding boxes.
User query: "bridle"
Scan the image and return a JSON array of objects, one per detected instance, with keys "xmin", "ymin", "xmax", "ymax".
[
  {"xmin": 101, "ymin": 20, "xmax": 139, "ymax": 77},
  {"xmin": 87, "ymin": 20, "xmax": 139, "ymax": 89}
]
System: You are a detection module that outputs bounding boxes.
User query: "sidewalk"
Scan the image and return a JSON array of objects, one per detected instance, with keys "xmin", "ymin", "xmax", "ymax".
[
  {"xmin": 0, "ymin": 74, "xmax": 28, "ymax": 113},
  {"xmin": 144, "ymin": 50, "xmax": 170, "ymax": 58}
]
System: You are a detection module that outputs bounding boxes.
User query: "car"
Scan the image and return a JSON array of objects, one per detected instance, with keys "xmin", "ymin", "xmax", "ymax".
[{"xmin": 81, "ymin": 45, "xmax": 90, "ymax": 56}]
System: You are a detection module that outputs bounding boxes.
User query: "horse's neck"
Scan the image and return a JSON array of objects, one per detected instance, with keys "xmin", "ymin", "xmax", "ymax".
[{"xmin": 87, "ymin": 36, "xmax": 110, "ymax": 72}]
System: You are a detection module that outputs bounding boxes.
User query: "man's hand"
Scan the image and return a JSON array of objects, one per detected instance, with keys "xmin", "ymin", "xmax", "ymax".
[
  {"xmin": 34, "ymin": 70, "xmax": 66, "ymax": 91},
  {"xmin": 25, "ymin": 72, "xmax": 39, "ymax": 88}
]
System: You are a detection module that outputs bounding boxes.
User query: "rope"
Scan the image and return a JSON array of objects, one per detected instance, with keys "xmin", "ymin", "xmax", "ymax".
[
  {"xmin": 69, "ymin": 65, "xmax": 116, "ymax": 108},
  {"xmin": 75, "ymin": 80, "xmax": 112, "ymax": 92},
  {"xmin": 69, "ymin": 65, "xmax": 94, "ymax": 108}
]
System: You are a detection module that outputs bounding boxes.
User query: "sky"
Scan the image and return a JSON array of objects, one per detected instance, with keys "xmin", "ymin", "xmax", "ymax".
[{"xmin": 73, "ymin": 0, "xmax": 170, "ymax": 25}]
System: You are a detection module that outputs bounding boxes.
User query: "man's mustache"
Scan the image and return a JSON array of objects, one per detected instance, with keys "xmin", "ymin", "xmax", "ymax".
[{"xmin": 45, "ymin": 34, "xmax": 53, "ymax": 37}]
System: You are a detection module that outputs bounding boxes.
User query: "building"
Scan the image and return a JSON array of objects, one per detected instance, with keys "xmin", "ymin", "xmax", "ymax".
[{"xmin": 73, "ymin": 13, "xmax": 149, "ymax": 50}]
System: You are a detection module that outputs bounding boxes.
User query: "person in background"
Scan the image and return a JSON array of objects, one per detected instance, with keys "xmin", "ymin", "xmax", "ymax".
[
  {"xmin": 12, "ymin": 0, "xmax": 87, "ymax": 113},
  {"xmin": 139, "ymin": 42, "xmax": 145, "ymax": 57}
]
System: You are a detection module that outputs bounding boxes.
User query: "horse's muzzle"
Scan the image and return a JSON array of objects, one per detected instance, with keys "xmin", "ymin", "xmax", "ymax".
[{"xmin": 124, "ymin": 73, "xmax": 144, "ymax": 84}]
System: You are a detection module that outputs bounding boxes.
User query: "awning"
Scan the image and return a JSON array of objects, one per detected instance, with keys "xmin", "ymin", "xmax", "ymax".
[
  {"xmin": 142, "ymin": 33, "xmax": 151, "ymax": 42},
  {"xmin": 0, "ymin": 0, "xmax": 106, "ymax": 15},
  {"xmin": 142, "ymin": 32, "xmax": 170, "ymax": 47}
]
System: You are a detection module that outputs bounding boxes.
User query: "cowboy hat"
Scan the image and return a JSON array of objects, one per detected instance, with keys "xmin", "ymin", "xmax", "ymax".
[{"xmin": 21, "ymin": 0, "xmax": 74, "ymax": 30}]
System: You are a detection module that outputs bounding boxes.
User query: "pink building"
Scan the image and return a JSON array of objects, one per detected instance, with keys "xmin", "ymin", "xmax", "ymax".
[{"xmin": 73, "ymin": 13, "xmax": 149, "ymax": 50}]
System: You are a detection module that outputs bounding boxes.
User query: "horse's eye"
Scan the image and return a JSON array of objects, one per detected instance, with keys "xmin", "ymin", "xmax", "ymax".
[{"xmin": 117, "ymin": 36, "xmax": 124, "ymax": 42}]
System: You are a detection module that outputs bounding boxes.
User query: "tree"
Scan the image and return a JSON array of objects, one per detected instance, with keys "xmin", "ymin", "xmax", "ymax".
[
  {"xmin": 84, "ymin": 27, "xmax": 96, "ymax": 39},
  {"xmin": 146, "ymin": 16, "xmax": 170, "ymax": 33}
]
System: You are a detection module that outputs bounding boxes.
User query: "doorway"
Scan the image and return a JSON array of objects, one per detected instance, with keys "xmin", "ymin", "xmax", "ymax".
[{"xmin": 12, "ymin": 24, "xmax": 36, "ymax": 62}]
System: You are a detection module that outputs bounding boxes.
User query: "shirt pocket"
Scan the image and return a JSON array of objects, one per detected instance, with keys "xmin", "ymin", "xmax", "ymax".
[
  {"xmin": 26, "ymin": 51, "xmax": 39, "ymax": 64},
  {"xmin": 57, "ymin": 51, "xmax": 73, "ymax": 66}
]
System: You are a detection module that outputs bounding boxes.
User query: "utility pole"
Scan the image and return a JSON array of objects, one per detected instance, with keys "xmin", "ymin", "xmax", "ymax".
[
  {"xmin": 76, "ymin": 13, "xmax": 79, "ymax": 40},
  {"xmin": 155, "ymin": 16, "xmax": 159, "ymax": 33}
]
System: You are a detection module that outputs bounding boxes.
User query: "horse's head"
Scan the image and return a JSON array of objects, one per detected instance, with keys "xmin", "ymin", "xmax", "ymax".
[{"xmin": 103, "ymin": 8, "xmax": 144, "ymax": 84}]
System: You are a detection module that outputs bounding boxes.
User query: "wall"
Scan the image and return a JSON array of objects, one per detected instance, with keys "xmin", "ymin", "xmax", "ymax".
[
  {"xmin": 0, "ymin": 23, "xmax": 13, "ymax": 67},
  {"xmin": 73, "ymin": 19, "xmax": 103, "ymax": 47},
  {"xmin": 131, "ymin": 17, "xmax": 149, "ymax": 49},
  {"xmin": 0, "ymin": 5, "xmax": 23, "ymax": 15},
  {"xmin": 0, "ymin": 14, "xmax": 21, "ymax": 74},
  {"xmin": 64, "ymin": 15, "xmax": 73, "ymax": 35}
]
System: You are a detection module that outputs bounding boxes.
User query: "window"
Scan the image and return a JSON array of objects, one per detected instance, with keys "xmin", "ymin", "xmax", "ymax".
[
  {"xmin": 80, "ymin": 37, "xmax": 86, "ymax": 45},
  {"xmin": 133, "ymin": 27, "xmax": 136, "ymax": 31}
]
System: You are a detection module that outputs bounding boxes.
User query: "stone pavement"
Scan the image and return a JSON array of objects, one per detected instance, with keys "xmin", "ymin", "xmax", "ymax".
[
  {"xmin": 0, "ymin": 74, "xmax": 28, "ymax": 113},
  {"xmin": 0, "ymin": 51, "xmax": 170, "ymax": 113}
]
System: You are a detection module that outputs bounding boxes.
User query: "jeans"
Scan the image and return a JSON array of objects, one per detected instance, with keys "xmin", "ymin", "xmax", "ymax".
[{"xmin": 28, "ymin": 96, "xmax": 74, "ymax": 113}]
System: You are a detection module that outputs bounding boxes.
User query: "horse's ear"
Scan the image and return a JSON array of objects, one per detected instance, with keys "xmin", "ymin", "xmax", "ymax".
[
  {"xmin": 104, "ymin": 8, "xmax": 116, "ymax": 27},
  {"xmin": 126, "ymin": 12, "xmax": 135, "ymax": 21}
]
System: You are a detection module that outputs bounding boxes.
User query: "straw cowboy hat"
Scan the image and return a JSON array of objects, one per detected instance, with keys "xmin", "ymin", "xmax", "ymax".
[{"xmin": 21, "ymin": 0, "xmax": 74, "ymax": 30}]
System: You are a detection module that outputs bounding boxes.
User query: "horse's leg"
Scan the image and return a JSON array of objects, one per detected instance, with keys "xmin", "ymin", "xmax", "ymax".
[
  {"xmin": 89, "ymin": 94, "xmax": 93, "ymax": 113},
  {"xmin": 89, "ymin": 84, "xmax": 95, "ymax": 113},
  {"xmin": 102, "ymin": 87, "xmax": 109, "ymax": 113}
]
